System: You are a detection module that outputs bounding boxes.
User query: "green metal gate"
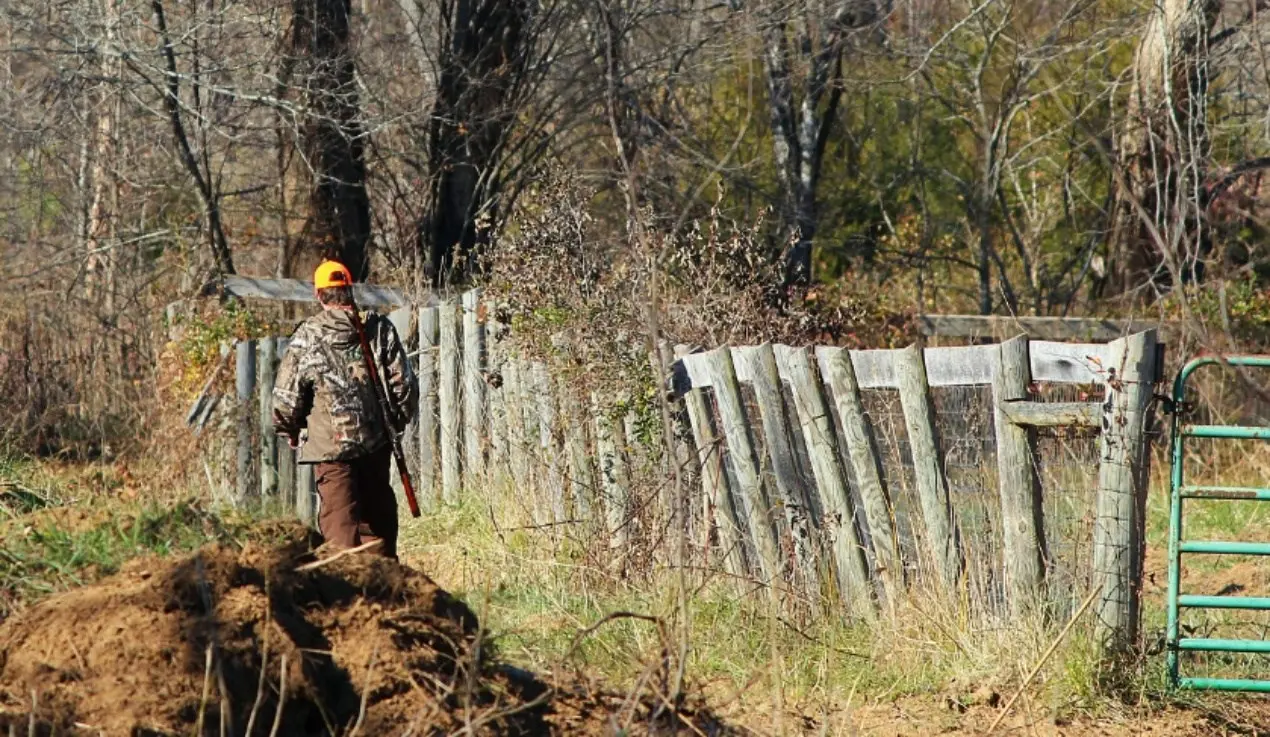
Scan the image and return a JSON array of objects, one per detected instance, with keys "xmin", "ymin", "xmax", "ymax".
[{"xmin": 1168, "ymin": 355, "xmax": 1270, "ymax": 692}]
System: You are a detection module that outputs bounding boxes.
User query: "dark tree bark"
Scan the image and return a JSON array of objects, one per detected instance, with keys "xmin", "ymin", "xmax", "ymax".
[
  {"xmin": 422, "ymin": 0, "xmax": 529, "ymax": 287},
  {"xmin": 291, "ymin": 0, "xmax": 371, "ymax": 280}
]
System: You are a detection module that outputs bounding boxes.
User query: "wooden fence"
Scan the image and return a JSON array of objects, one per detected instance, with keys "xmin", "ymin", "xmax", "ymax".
[{"xmin": 215, "ymin": 289, "xmax": 1162, "ymax": 651}]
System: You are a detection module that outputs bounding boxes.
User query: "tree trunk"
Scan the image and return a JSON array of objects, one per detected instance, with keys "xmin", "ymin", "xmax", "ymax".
[
  {"xmin": 1107, "ymin": 0, "xmax": 1222, "ymax": 293},
  {"xmin": 422, "ymin": 0, "xmax": 528, "ymax": 287},
  {"xmin": 292, "ymin": 0, "xmax": 371, "ymax": 280}
]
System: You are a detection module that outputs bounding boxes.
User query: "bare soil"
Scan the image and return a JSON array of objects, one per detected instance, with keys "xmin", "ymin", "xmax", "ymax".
[{"xmin": 0, "ymin": 524, "xmax": 736, "ymax": 736}]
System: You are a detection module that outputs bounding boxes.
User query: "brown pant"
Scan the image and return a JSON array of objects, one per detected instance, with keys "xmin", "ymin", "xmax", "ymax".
[{"xmin": 313, "ymin": 445, "xmax": 399, "ymax": 559}]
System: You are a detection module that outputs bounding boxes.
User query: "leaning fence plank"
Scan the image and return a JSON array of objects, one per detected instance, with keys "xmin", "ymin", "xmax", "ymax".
[
  {"xmin": 438, "ymin": 301, "xmax": 462, "ymax": 503},
  {"xmin": 257, "ymin": 337, "xmax": 278, "ymax": 499},
  {"xmin": 736, "ymin": 344, "xmax": 820, "ymax": 595},
  {"xmin": 677, "ymin": 345, "xmax": 748, "ymax": 580},
  {"xmin": 778, "ymin": 345, "xmax": 872, "ymax": 616},
  {"xmin": 533, "ymin": 362, "xmax": 565, "ymax": 523},
  {"xmin": 485, "ymin": 300, "xmax": 508, "ymax": 479},
  {"xmin": 1094, "ymin": 330, "xmax": 1158, "ymax": 653},
  {"xmin": 594, "ymin": 393, "xmax": 631, "ymax": 551},
  {"xmin": 296, "ymin": 461, "xmax": 315, "ymax": 525},
  {"xmin": 819, "ymin": 346, "xmax": 900, "ymax": 603},
  {"xmin": 236, "ymin": 338, "xmax": 257, "ymax": 504},
  {"xmin": 417, "ymin": 306, "xmax": 439, "ymax": 508},
  {"xmin": 705, "ymin": 347, "xmax": 781, "ymax": 587},
  {"xmin": 275, "ymin": 338, "xmax": 295, "ymax": 506},
  {"xmin": 559, "ymin": 377, "xmax": 593, "ymax": 522},
  {"xmin": 462, "ymin": 289, "xmax": 486, "ymax": 478},
  {"xmin": 503, "ymin": 359, "xmax": 530, "ymax": 490},
  {"xmin": 993, "ymin": 335, "xmax": 1045, "ymax": 616},
  {"xmin": 895, "ymin": 343, "xmax": 962, "ymax": 592}
]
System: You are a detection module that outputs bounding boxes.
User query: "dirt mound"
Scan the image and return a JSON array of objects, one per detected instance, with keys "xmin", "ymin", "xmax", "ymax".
[{"xmin": 0, "ymin": 524, "xmax": 736, "ymax": 736}]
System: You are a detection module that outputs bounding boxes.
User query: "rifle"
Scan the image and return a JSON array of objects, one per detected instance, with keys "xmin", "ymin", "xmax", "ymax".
[{"xmin": 348, "ymin": 306, "xmax": 422, "ymax": 518}]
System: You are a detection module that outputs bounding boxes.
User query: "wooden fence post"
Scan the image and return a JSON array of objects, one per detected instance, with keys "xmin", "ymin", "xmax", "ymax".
[
  {"xmin": 503, "ymin": 359, "xmax": 530, "ymax": 490},
  {"xmin": 896, "ymin": 343, "xmax": 962, "ymax": 593},
  {"xmin": 559, "ymin": 377, "xmax": 593, "ymax": 522},
  {"xmin": 1094, "ymin": 330, "xmax": 1158, "ymax": 653},
  {"xmin": 533, "ymin": 362, "xmax": 564, "ymax": 523},
  {"xmin": 296, "ymin": 461, "xmax": 315, "ymax": 525},
  {"xmin": 993, "ymin": 335, "xmax": 1045, "ymax": 616},
  {"xmin": 417, "ymin": 306, "xmax": 439, "ymax": 509},
  {"xmin": 462, "ymin": 289, "xmax": 486, "ymax": 478},
  {"xmin": 778, "ymin": 345, "xmax": 872, "ymax": 617},
  {"xmin": 439, "ymin": 301, "xmax": 461, "ymax": 503},
  {"xmin": 736, "ymin": 344, "xmax": 820, "ymax": 595},
  {"xmin": 485, "ymin": 300, "xmax": 509, "ymax": 480},
  {"xmin": 706, "ymin": 346, "xmax": 782, "ymax": 588},
  {"xmin": 594, "ymin": 393, "xmax": 631, "ymax": 551},
  {"xmin": 236, "ymin": 339, "xmax": 257, "ymax": 504},
  {"xmin": 257, "ymin": 337, "xmax": 278, "ymax": 499},
  {"xmin": 820, "ymin": 347, "xmax": 900, "ymax": 604},
  {"xmin": 676, "ymin": 346, "xmax": 749, "ymax": 581},
  {"xmin": 275, "ymin": 338, "xmax": 295, "ymax": 506}
]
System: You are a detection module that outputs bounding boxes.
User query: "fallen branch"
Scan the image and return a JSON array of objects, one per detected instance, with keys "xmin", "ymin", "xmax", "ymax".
[
  {"xmin": 986, "ymin": 584, "xmax": 1103, "ymax": 735},
  {"xmin": 296, "ymin": 540, "xmax": 383, "ymax": 571}
]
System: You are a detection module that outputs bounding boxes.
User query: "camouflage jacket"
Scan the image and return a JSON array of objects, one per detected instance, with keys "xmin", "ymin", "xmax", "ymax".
[{"xmin": 272, "ymin": 309, "xmax": 418, "ymax": 463}]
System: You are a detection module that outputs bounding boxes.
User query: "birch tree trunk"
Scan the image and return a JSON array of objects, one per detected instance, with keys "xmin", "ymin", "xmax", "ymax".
[{"xmin": 1107, "ymin": 0, "xmax": 1222, "ymax": 293}]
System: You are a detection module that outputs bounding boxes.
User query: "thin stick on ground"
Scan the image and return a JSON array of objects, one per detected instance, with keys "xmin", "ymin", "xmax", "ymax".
[
  {"xmin": 26, "ymin": 690, "xmax": 35, "ymax": 737},
  {"xmin": 244, "ymin": 588, "xmax": 272, "ymax": 737},
  {"xmin": 986, "ymin": 584, "xmax": 1103, "ymax": 735},
  {"xmin": 267, "ymin": 653, "xmax": 288, "ymax": 737},
  {"xmin": 349, "ymin": 645, "xmax": 379, "ymax": 736},
  {"xmin": 194, "ymin": 644, "xmax": 213, "ymax": 737},
  {"xmin": 296, "ymin": 540, "xmax": 382, "ymax": 571}
]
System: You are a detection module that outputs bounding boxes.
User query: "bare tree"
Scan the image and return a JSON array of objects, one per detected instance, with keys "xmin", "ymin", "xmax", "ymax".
[{"xmin": 289, "ymin": 0, "xmax": 372, "ymax": 279}]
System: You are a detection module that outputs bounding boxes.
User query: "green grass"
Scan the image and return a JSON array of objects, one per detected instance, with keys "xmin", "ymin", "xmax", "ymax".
[{"xmin": 0, "ymin": 453, "xmax": 290, "ymax": 617}]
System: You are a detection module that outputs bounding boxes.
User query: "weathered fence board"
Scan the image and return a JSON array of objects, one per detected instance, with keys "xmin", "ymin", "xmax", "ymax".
[
  {"xmin": 1094, "ymin": 330, "xmax": 1158, "ymax": 652},
  {"xmin": 503, "ymin": 359, "xmax": 530, "ymax": 490},
  {"xmin": 918, "ymin": 314, "xmax": 1177, "ymax": 342},
  {"xmin": 559, "ymin": 378, "xmax": 593, "ymax": 522},
  {"xmin": 533, "ymin": 362, "xmax": 565, "ymax": 524},
  {"xmin": 463, "ymin": 289, "xmax": 486, "ymax": 478},
  {"xmin": 706, "ymin": 346, "xmax": 781, "ymax": 587},
  {"xmin": 439, "ymin": 302, "xmax": 461, "ymax": 503},
  {"xmin": 777, "ymin": 345, "xmax": 872, "ymax": 616},
  {"xmin": 276, "ymin": 337, "xmax": 295, "ymax": 506},
  {"xmin": 257, "ymin": 337, "xmax": 278, "ymax": 498},
  {"xmin": 594, "ymin": 393, "xmax": 631, "ymax": 551},
  {"xmin": 677, "ymin": 346, "xmax": 748, "ymax": 581},
  {"xmin": 417, "ymin": 307, "xmax": 439, "ymax": 508},
  {"xmin": 735, "ymin": 344, "xmax": 821, "ymax": 594},
  {"xmin": 993, "ymin": 335, "xmax": 1045, "ymax": 613},
  {"xmin": 296, "ymin": 462, "xmax": 314, "ymax": 525},
  {"xmin": 1001, "ymin": 401, "xmax": 1101, "ymax": 428},
  {"xmin": 818, "ymin": 346, "xmax": 900, "ymax": 603},
  {"xmin": 236, "ymin": 339, "xmax": 257, "ymax": 503},
  {"xmin": 895, "ymin": 343, "xmax": 962, "ymax": 591}
]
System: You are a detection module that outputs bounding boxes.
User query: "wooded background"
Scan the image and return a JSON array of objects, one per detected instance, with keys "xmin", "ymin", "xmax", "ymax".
[{"xmin": 4, "ymin": 0, "xmax": 1270, "ymax": 457}]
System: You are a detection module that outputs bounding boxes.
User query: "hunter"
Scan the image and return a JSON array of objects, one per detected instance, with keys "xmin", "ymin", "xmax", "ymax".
[{"xmin": 272, "ymin": 260, "xmax": 418, "ymax": 559}]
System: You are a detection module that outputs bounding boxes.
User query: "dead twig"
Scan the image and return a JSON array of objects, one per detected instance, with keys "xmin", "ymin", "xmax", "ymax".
[
  {"xmin": 986, "ymin": 584, "xmax": 1103, "ymax": 735},
  {"xmin": 267, "ymin": 653, "xmax": 288, "ymax": 737},
  {"xmin": 348, "ymin": 645, "xmax": 378, "ymax": 736},
  {"xmin": 296, "ymin": 540, "xmax": 383, "ymax": 571},
  {"xmin": 194, "ymin": 645, "xmax": 213, "ymax": 737}
]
